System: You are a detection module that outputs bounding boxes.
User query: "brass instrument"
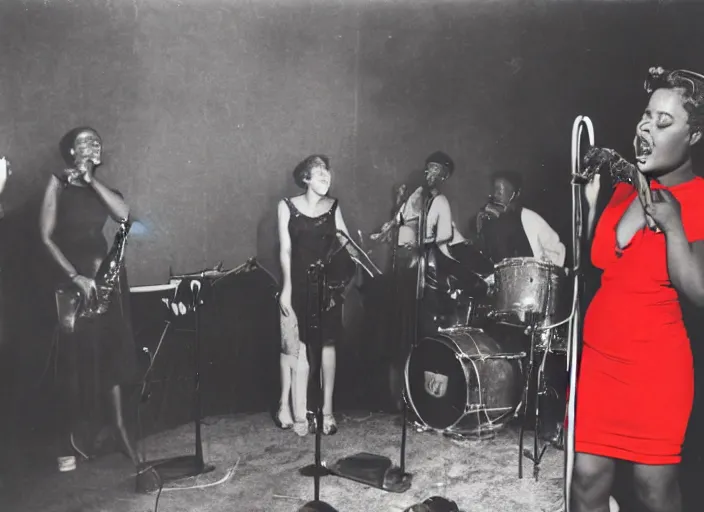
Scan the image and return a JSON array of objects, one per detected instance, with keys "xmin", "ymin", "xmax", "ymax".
[
  {"xmin": 82, "ymin": 221, "xmax": 131, "ymax": 317},
  {"xmin": 56, "ymin": 221, "xmax": 131, "ymax": 331}
]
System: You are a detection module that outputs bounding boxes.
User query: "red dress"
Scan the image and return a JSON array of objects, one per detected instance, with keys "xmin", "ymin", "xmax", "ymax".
[{"xmin": 575, "ymin": 177, "xmax": 704, "ymax": 464}]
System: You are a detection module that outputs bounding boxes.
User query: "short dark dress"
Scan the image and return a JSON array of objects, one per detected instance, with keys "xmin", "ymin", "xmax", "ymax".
[
  {"xmin": 285, "ymin": 197, "xmax": 345, "ymax": 348},
  {"xmin": 52, "ymin": 173, "xmax": 137, "ymax": 432}
]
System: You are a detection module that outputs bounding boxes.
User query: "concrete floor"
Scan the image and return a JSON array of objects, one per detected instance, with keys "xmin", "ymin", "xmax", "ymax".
[{"xmin": 0, "ymin": 412, "xmax": 565, "ymax": 512}]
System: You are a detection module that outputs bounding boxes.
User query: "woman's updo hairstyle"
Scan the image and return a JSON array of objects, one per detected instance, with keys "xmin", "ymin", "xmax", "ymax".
[{"xmin": 645, "ymin": 66, "xmax": 704, "ymax": 135}]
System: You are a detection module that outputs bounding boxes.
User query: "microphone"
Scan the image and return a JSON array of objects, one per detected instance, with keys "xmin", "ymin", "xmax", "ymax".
[{"xmin": 336, "ymin": 229, "xmax": 383, "ymax": 277}]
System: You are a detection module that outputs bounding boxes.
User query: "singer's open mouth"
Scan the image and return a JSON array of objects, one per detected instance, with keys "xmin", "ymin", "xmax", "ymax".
[{"xmin": 635, "ymin": 136, "xmax": 653, "ymax": 161}]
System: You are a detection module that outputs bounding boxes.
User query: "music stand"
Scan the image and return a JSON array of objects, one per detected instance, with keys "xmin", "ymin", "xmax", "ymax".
[
  {"xmin": 325, "ymin": 225, "xmax": 411, "ymax": 493},
  {"xmin": 135, "ymin": 273, "xmax": 216, "ymax": 493}
]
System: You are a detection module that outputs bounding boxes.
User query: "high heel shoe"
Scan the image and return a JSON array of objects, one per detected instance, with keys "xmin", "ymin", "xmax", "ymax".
[
  {"xmin": 322, "ymin": 414, "xmax": 338, "ymax": 436},
  {"xmin": 293, "ymin": 419, "xmax": 308, "ymax": 437},
  {"xmin": 275, "ymin": 403, "xmax": 294, "ymax": 430}
]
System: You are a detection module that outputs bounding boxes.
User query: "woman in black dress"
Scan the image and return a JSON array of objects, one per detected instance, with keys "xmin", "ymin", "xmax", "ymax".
[
  {"xmin": 40, "ymin": 127, "xmax": 139, "ymax": 465},
  {"xmin": 277, "ymin": 155, "xmax": 356, "ymax": 437}
]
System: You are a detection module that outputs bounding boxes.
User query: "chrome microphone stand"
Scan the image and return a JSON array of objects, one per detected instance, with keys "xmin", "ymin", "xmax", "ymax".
[{"xmin": 564, "ymin": 115, "xmax": 595, "ymax": 510}]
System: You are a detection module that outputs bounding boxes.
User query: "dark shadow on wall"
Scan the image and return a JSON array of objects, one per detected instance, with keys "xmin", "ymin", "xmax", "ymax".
[{"xmin": 0, "ymin": 193, "xmax": 61, "ymax": 439}]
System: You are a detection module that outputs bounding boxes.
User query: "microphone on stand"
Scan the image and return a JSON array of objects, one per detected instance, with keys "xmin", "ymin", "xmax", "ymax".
[{"xmin": 335, "ymin": 229, "xmax": 382, "ymax": 277}]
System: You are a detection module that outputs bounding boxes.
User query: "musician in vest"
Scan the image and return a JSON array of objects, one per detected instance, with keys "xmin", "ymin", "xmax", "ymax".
[
  {"xmin": 40, "ymin": 127, "xmax": 140, "ymax": 467},
  {"xmin": 372, "ymin": 151, "xmax": 464, "ymax": 410},
  {"xmin": 475, "ymin": 170, "xmax": 566, "ymax": 267}
]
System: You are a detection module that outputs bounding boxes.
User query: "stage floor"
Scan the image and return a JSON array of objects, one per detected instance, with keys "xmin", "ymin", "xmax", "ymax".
[{"xmin": 1, "ymin": 412, "xmax": 564, "ymax": 512}]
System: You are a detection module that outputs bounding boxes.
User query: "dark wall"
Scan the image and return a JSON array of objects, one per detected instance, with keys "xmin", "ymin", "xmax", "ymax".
[
  {"xmin": 3, "ymin": 0, "xmax": 704, "ymax": 285},
  {"xmin": 3, "ymin": 0, "xmax": 704, "ymax": 431}
]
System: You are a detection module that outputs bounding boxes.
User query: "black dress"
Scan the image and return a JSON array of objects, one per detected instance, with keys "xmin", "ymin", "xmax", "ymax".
[
  {"xmin": 284, "ymin": 197, "xmax": 344, "ymax": 348},
  {"xmin": 52, "ymin": 175, "xmax": 137, "ymax": 446}
]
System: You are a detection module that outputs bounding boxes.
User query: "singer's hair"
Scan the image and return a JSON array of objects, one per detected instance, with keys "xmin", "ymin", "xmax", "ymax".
[
  {"xmin": 645, "ymin": 67, "xmax": 704, "ymax": 135},
  {"xmin": 425, "ymin": 150, "xmax": 455, "ymax": 176},
  {"xmin": 491, "ymin": 170, "xmax": 523, "ymax": 193},
  {"xmin": 59, "ymin": 126, "xmax": 101, "ymax": 166},
  {"xmin": 293, "ymin": 154, "xmax": 331, "ymax": 189}
]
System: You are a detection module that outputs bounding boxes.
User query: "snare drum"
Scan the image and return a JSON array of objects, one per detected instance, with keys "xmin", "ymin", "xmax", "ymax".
[
  {"xmin": 405, "ymin": 328, "xmax": 524, "ymax": 435},
  {"xmin": 492, "ymin": 257, "xmax": 570, "ymax": 326}
]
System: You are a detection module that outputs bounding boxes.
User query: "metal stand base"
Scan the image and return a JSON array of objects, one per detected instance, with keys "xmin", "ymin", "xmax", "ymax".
[
  {"xmin": 518, "ymin": 325, "xmax": 556, "ymax": 481},
  {"xmin": 327, "ymin": 453, "xmax": 413, "ymax": 493},
  {"xmin": 136, "ymin": 455, "xmax": 215, "ymax": 493}
]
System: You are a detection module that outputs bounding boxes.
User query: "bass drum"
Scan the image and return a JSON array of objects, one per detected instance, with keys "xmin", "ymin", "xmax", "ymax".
[{"xmin": 405, "ymin": 328, "xmax": 524, "ymax": 435}]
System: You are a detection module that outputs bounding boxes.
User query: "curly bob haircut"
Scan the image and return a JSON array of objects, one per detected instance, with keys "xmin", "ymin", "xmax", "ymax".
[
  {"xmin": 292, "ymin": 154, "xmax": 330, "ymax": 189},
  {"xmin": 59, "ymin": 126, "xmax": 101, "ymax": 166},
  {"xmin": 645, "ymin": 66, "xmax": 704, "ymax": 135}
]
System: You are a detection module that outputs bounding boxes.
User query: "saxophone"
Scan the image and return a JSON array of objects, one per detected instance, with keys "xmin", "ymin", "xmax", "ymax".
[
  {"xmin": 56, "ymin": 222, "xmax": 131, "ymax": 331},
  {"xmin": 81, "ymin": 221, "xmax": 131, "ymax": 318}
]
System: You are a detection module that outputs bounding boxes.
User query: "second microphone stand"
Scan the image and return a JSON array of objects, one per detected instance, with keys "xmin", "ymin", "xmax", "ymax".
[{"xmin": 298, "ymin": 261, "xmax": 335, "ymax": 506}]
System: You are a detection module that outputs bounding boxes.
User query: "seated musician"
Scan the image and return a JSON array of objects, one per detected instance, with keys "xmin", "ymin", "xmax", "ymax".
[{"xmin": 475, "ymin": 170, "xmax": 566, "ymax": 267}]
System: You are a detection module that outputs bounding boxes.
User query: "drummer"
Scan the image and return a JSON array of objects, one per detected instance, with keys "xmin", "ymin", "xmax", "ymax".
[{"xmin": 475, "ymin": 170, "xmax": 566, "ymax": 267}]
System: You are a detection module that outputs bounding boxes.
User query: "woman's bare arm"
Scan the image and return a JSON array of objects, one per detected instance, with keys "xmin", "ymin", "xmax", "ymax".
[
  {"xmin": 278, "ymin": 200, "xmax": 293, "ymax": 295},
  {"xmin": 40, "ymin": 176, "xmax": 78, "ymax": 279},
  {"xmin": 85, "ymin": 171, "xmax": 131, "ymax": 224}
]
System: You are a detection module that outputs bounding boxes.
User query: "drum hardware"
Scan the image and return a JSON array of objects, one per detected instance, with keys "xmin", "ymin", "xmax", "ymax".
[
  {"xmin": 517, "ymin": 320, "xmax": 552, "ymax": 480},
  {"xmin": 516, "ymin": 312, "xmax": 574, "ymax": 480},
  {"xmin": 405, "ymin": 327, "xmax": 525, "ymax": 440}
]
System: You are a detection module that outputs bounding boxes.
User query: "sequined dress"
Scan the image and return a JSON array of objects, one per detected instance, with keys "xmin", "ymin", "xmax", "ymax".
[{"xmin": 575, "ymin": 178, "xmax": 704, "ymax": 464}]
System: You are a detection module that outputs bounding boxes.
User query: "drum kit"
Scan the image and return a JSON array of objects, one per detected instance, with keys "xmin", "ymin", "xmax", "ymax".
[{"xmin": 404, "ymin": 244, "xmax": 572, "ymax": 479}]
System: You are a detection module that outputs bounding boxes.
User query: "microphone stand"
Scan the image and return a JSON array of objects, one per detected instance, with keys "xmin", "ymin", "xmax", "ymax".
[
  {"xmin": 325, "ymin": 225, "xmax": 412, "ymax": 493},
  {"xmin": 135, "ymin": 273, "xmax": 215, "ymax": 493},
  {"xmin": 564, "ymin": 115, "xmax": 594, "ymax": 510},
  {"xmin": 134, "ymin": 259, "xmax": 261, "ymax": 494},
  {"xmin": 299, "ymin": 261, "xmax": 336, "ymax": 508}
]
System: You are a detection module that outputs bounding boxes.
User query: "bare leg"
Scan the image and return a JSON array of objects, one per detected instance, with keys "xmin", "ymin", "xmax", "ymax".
[
  {"xmin": 292, "ymin": 343, "xmax": 309, "ymax": 435},
  {"xmin": 109, "ymin": 384, "xmax": 139, "ymax": 466},
  {"xmin": 570, "ymin": 453, "xmax": 617, "ymax": 512},
  {"xmin": 277, "ymin": 354, "xmax": 294, "ymax": 427},
  {"xmin": 321, "ymin": 346, "xmax": 337, "ymax": 434},
  {"xmin": 321, "ymin": 346, "xmax": 336, "ymax": 415},
  {"xmin": 632, "ymin": 463, "xmax": 682, "ymax": 512}
]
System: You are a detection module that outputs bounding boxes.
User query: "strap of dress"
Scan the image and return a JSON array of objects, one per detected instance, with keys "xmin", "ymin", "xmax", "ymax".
[{"xmin": 283, "ymin": 197, "xmax": 296, "ymax": 216}]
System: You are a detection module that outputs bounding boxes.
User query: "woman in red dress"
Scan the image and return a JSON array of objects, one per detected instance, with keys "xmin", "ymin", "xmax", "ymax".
[{"xmin": 572, "ymin": 67, "xmax": 704, "ymax": 512}]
